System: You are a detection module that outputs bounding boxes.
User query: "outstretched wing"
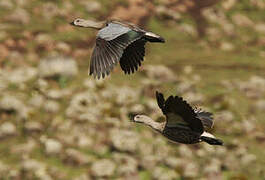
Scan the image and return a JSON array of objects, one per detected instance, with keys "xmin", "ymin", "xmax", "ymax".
[
  {"xmin": 90, "ymin": 23, "xmax": 144, "ymax": 79},
  {"xmin": 195, "ymin": 110, "xmax": 214, "ymax": 130},
  {"xmin": 156, "ymin": 91, "xmax": 204, "ymax": 134},
  {"xmin": 119, "ymin": 39, "xmax": 146, "ymax": 74},
  {"xmin": 156, "ymin": 91, "xmax": 166, "ymax": 114}
]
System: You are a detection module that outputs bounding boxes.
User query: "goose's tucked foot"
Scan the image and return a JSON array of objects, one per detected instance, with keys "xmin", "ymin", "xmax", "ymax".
[{"xmin": 200, "ymin": 136, "xmax": 223, "ymax": 146}]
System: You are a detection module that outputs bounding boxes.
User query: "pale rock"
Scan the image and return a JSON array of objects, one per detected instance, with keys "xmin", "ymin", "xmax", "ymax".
[
  {"xmin": 4, "ymin": 67, "xmax": 37, "ymax": 84},
  {"xmin": 110, "ymin": 129, "xmax": 138, "ymax": 152},
  {"xmin": 177, "ymin": 82, "xmax": 193, "ymax": 93},
  {"xmin": 222, "ymin": 0, "xmax": 237, "ymax": 10},
  {"xmin": 16, "ymin": 0, "xmax": 27, "ymax": 7},
  {"xmin": 153, "ymin": 167, "xmax": 179, "ymax": 180},
  {"xmin": 43, "ymin": 100, "xmax": 60, "ymax": 113},
  {"xmin": 178, "ymin": 145, "xmax": 193, "ymax": 158},
  {"xmin": 220, "ymin": 42, "xmax": 235, "ymax": 51},
  {"xmin": 183, "ymin": 66, "xmax": 193, "ymax": 74},
  {"xmin": 140, "ymin": 155, "xmax": 159, "ymax": 169},
  {"xmin": 255, "ymin": 23, "xmax": 265, "ymax": 34},
  {"xmin": 115, "ymin": 87, "xmax": 139, "ymax": 105},
  {"xmin": 91, "ymin": 159, "xmax": 116, "ymax": 177},
  {"xmin": 41, "ymin": 2, "xmax": 59, "ymax": 19},
  {"xmin": 255, "ymin": 100, "xmax": 265, "ymax": 111},
  {"xmin": 66, "ymin": 91, "xmax": 97, "ymax": 116},
  {"xmin": 46, "ymin": 89, "xmax": 71, "ymax": 100},
  {"xmin": 29, "ymin": 94, "xmax": 44, "ymax": 108},
  {"xmin": 36, "ymin": 34, "xmax": 52, "ymax": 45},
  {"xmin": 0, "ymin": 0, "xmax": 13, "ymax": 9},
  {"xmin": 242, "ymin": 118, "xmax": 256, "ymax": 133},
  {"xmin": 143, "ymin": 65, "xmax": 176, "ymax": 82},
  {"xmin": 84, "ymin": 1, "xmax": 102, "ymax": 13},
  {"xmin": 184, "ymin": 92, "xmax": 204, "ymax": 104},
  {"xmin": 77, "ymin": 136, "xmax": 93, "ymax": 148},
  {"xmin": 165, "ymin": 157, "xmax": 183, "ymax": 168},
  {"xmin": 0, "ymin": 95, "xmax": 24, "ymax": 113},
  {"xmin": 203, "ymin": 159, "xmax": 221, "ymax": 175},
  {"xmin": 179, "ymin": 24, "xmax": 198, "ymax": 37},
  {"xmin": 37, "ymin": 79, "xmax": 49, "ymax": 90},
  {"xmin": 74, "ymin": 174, "xmax": 91, "ymax": 180},
  {"xmin": 83, "ymin": 78, "xmax": 96, "ymax": 89},
  {"xmin": 25, "ymin": 121, "xmax": 43, "ymax": 132},
  {"xmin": 183, "ymin": 162, "xmax": 199, "ymax": 178},
  {"xmin": 113, "ymin": 153, "xmax": 138, "ymax": 175},
  {"xmin": 232, "ymin": 13, "xmax": 254, "ymax": 27},
  {"xmin": 0, "ymin": 122, "xmax": 16, "ymax": 137},
  {"xmin": 65, "ymin": 148, "xmax": 95, "ymax": 165},
  {"xmin": 5, "ymin": 8, "xmax": 30, "ymax": 24},
  {"xmin": 155, "ymin": 5, "xmax": 181, "ymax": 21},
  {"xmin": 56, "ymin": 42, "xmax": 71, "ymax": 53},
  {"xmin": 12, "ymin": 139, "xmax": 37, "ymax": 154},
  {"xmin": 22, "ymin": 159, "xmax": 44, "ymax": 171},
  {"xmin": 241, "ymin": 154, "xmax": 256, "ymax": 165},
  {"xmin": 44, "ymin": 138, "xmax": 63, "ymax": 155},
  {"xmin": 0, "ymin": 161, "xmax": 9, "ymax": 173},
  {"xmin": 35, "ymin": 167, "xmax": 52, "ymax": 180},
  {"xmin": 251, "ymin": 0, "xmax": 265, "ymax": 9},
  {"xmin": 130, "ymin": 104, "xmax": 145, "ymax": 113},
  {"xmin": 39, "ymin": 56, "xmax": 78, "ymax": 78}
]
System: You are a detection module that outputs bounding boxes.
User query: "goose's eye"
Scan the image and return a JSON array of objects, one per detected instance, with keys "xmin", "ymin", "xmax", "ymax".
[{"xmin": 76, "ymin": 20, "xmax": 80, "ymax": 23}]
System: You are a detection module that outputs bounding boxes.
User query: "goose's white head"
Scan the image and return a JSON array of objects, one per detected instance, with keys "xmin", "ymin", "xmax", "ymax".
[
  {"xmin": 131, "ymin": 114, "xmax": 165, "ymax": 132},
  {"xmin": 70, "ymin": 18, "xmax": 105, "ymax": 29},
  {"xmin": 133, "ymin": 114, "xmax": 149, "ymax": 123}
]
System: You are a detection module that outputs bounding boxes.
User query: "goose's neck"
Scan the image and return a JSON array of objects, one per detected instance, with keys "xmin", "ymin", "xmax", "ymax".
[{"xmin": 143, "ymin": 117, "xmax": 166, "ymax": 132}]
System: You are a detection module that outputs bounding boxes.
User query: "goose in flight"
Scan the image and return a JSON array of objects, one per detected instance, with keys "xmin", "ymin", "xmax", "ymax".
[
  {"xmin": 131, "ymin": 91, "xmax": 223, "ymax": 146},
  {"xmin": 70, "ymin": 18, "xmax": 165, "ymax": 79}
]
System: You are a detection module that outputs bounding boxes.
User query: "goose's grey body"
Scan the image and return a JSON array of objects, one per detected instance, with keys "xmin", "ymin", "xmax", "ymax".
[
  {"xmin": 70, "ymin": 19, "xmax": 165, "ymax": 79},
  {"xmin": 132, "ymin": 91, "xmax": 223, "ymax": 146}
]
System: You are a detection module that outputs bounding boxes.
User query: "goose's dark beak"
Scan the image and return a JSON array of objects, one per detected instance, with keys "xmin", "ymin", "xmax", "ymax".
[
  {"xmin": 128, "ymin": 113, "xmax": 137, "ymax": 122},
  {"xmin": 69, "ymin": 21, "xmax": 75, "ymax": 26}
]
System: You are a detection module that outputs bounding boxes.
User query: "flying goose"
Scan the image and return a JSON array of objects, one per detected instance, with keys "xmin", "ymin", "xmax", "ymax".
[
  {"xmin": 131, "ymin": 91, "xmax": 223, "ymax": 146},
  {"xmin": 70, "ymin": 18, "xmax": 165, "ymax": 79}
]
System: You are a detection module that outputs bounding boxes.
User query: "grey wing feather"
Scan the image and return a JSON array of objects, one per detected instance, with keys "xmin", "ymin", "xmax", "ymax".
[
  {"xmin": 90, "ymin": 23, "xmax": 144, "ymax": 79},
  {"xmin": 98, "ymin": 23, "xmax": 131, "ymax": 41},
  {"xmin": 196, "ymin": 111, "xmax": 214, "ymax": 130}
]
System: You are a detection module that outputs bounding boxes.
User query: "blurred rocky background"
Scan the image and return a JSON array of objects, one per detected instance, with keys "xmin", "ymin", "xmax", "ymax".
[{"xmin": 0, "ymin": 0, "xmax": 264, "ymax": 179}]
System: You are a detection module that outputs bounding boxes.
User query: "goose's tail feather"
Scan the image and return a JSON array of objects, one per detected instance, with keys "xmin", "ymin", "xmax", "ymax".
[{"xmin": 201, "ymin": 136, "xmax": 223, "ymax": 146}]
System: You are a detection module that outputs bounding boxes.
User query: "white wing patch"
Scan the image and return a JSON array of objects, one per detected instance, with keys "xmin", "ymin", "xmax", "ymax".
[
  {"xmin": 201, "ymin": 132, "xmax": 215, "ymax": 138},
  {"xmin": 98, "ymin": 23, "xmax": 131, "ymax": 41}
]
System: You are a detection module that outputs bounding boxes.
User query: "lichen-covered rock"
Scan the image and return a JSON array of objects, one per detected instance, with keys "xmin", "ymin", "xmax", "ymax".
[
  {"xmin": 0, "ymin": 95, "xmax": 24, "ymax": 113},
  {"xmin": 38, "ymin": 56, "xmax": 78, "ymax": 78},
  {"xmin": 110, "ymin": 129, "xmax": 138, "ymax": 152},
  {"xmin": 5, "ymin": 8, "xmax": 30, "ymax": 24},
  {"xmin": 83, "ymin": 1, "xmax": 102, "ymax": 13},
  {"xmin": 91, "ymin": 159, "xmax": 116, "ymax": 177},
  {"xmin": 43, "ymin": 138, "xmax": 63, "ymax": 155},
  {"xmin": 43, "ymin": 100, "xmax": 60, "ymax": 113},
  {"xmin": 143, "ymin": 65, "xmax": 176, "ymax": 82},
  {"xmin": 152, "ymin": 167, "xmax": 180, "ymax": 180},
  {"xmin": 3, "ymin": 67, "xmax": 37, "ymax": 84},
  {"xmin": 0, "ymin": 122, "xmax": 16, "ymax": 137},
  {"xmin": 65, "ymin": 148, "xmax": 95, "ymax": 165},
  {"xmin": 113, "ymin": 153, "xmax": 138, "ymax": 175}
]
